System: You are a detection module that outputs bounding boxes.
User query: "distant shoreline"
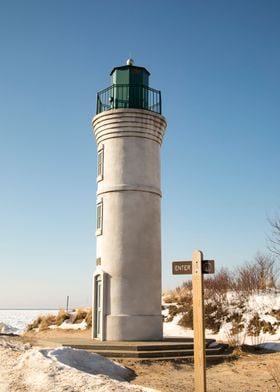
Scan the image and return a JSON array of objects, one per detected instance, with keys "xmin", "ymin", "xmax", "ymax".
[{"xmin": 0, "ymin": 308, "xmax": 60, "ymax": 311}]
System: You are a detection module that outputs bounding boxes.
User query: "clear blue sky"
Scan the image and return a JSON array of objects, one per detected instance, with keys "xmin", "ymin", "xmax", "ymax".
[{"xmin": 1, "ymin": 0, "xmax": 279, "ymax": 308}]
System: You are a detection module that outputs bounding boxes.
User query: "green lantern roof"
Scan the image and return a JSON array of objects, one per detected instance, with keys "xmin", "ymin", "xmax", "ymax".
[
  {"xmin": 110, "ymin": 59, "xmax": 150, "ymax": 88},
  {"xmin": 96, "ymin": 59, "xmax": 161, "ymax": 114}
]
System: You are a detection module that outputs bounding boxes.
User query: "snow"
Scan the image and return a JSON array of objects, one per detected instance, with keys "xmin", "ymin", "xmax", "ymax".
[
  {"xmin": 247, "ymin": 291, "xmax": 280, "ymax": 311},
  {"xmin": 0, "ymin": 322, "xmax": 18, "ymax": 335},
  {"xmin": 163, "ymin": 314, "xmax": 189, "ymax": 337},
  {"xmin": 0, "ymin": 293, "xmax": 279, "ymax": 391},
  {"xmin": 0, "ymin": 309, "xmax": 89, "ymax": 334},
  {"xmin": 260, "ymin": 342, "xmax": 280, "ymax": 351},
  {"xmin": 0, "ymin": 309, "xmax": 57, "ymax": 334},
  {"xmin": 41, "ymin": 347, "xmax": 133, "ymax": 381},
  {"xmin": 163, "ymin": 292, "xmax": 280, "ymax": 352},
  {"xmin": 0, "ymin": 340, "xmax": 156, "ymax": 391},
  {"xmin": 49, "ymin": 320, "xmax": 88, "ymax": 330}
]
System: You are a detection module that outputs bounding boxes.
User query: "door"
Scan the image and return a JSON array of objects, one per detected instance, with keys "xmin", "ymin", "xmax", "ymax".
[
  {"xmin": 96, "ymin": 275, "xmax": 102, "ymax": 339},
  {"xmin": 93, "ymin": 271, "xmax": 106, "ymax": 340},
  {"xmin": 94, "ymin": 275, "xmax": 102, "ymax": 339}
]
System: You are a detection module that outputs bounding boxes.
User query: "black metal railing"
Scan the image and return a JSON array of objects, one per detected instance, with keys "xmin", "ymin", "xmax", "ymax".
[{"xmin": 96, "ymin": 84, "xmax": 161, "ymax": 114}]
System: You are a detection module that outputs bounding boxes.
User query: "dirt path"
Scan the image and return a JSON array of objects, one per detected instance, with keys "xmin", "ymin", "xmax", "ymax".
[{"xmin": 121, "ymin": 352, "xmax": 280, "ymax": 392}]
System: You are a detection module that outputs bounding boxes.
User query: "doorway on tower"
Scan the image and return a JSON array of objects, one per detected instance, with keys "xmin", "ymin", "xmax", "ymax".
[
  {"xmin": 92, "ymin": 269, "xmax": 107, "ymax": 340},
  {"xmin": 96, "ymin": 275, "xmax": 102, "ymax": 338}
]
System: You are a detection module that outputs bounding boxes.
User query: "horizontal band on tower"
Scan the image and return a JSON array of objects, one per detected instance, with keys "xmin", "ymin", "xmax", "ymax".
[
  {"xmin": 97, "ymin": 184, "xmax": 162, "ymax": 197},
  {"xmin": 93, "ymin": 109, "xmax": 167, "ymax": 145},
  {"xmin": 95, "ymin": 130, "xmax": 163, "ymax": 145}
]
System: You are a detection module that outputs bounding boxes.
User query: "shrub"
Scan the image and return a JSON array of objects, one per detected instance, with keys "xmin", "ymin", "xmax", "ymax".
[
  {"xmin": 164, "ymin": 256, "xmax": 280, "ymax": 338},
  {"xmin": 235, "ymin": 253, "xmax": 278, "ymax": 294},
  {"xmin": 270, "ymin": 309, "xmax": 280, "ymax": 321},
  {"xmin": 178, "ymin": 309, "xmax": 193, "ymax": 329},
  {"xmin": 165, "ymin": 304, "xmax": 190, "ymax": 322},
  {"xmin": 223, "ymin": 312, "xmax": 245, "ymax": 348},
  {"xmin": 227, "ymin": 312, "xmax": 244, "ymax": 334},
  {"xmin": 247, "ymin": 313, "xmax": 278, "ymax": 337},
  {"xmin": 204, "ymin": 268, "xmax": 233, "ymax": 297},
  {"xmin": 204, "ymin": 301, "xmax": 227, "ymax": 333},
  {"xmin": 166, "ymin": 305, "xmax": 179, "ymax": 321}
]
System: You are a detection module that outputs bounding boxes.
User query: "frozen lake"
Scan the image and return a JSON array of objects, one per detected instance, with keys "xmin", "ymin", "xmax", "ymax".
[{"xmin": 0, "ymin": 309, "xmax": 58, "ymax": 334}]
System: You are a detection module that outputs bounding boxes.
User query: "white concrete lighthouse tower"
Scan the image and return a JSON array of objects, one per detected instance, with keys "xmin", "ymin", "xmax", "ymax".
[{"xmin": 92, "ymin": 60, "xmax": 166, "ymax": 341}]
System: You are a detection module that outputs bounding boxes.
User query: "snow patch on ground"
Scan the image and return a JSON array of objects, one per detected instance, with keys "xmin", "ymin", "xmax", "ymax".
[
  {"xmin": 41, "ymin": 347, "xmax": 133, "ymax": 381},
  {"xmin": 247, "ymin": 292, "xmax": 280, "ymax": 311},
  {"xmin": 163, "ymin": 314, "xmax": 188, "ymax": 337},
  {"xmin": 0, "ymin": 339, "xmax": 156, "ymax": 392},
  {"xmin": 0, "ymin": 322, "xmax": 18, "ymax": 335},
  {"xmin": 48, "ymin": 320, "xmax": 88, "ymax": 330}
]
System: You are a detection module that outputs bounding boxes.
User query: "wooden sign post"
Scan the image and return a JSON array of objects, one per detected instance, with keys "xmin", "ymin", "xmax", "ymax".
[
  {"xmin": 192, "ymin": 250, "xmax": 206, "ymax": 392},
  {"xmin": 172, "ymin": 250, "xmax": 215, "ymax": 392}
]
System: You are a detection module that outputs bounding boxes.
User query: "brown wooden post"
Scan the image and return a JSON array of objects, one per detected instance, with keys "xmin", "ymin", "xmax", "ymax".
[
  {"xmin": 172, "ymin": 252, "xmax": 214, "ymax": 392},
  {"xmin": 192, "ymin": 250, "xmax": 206, "ymax": 392}
]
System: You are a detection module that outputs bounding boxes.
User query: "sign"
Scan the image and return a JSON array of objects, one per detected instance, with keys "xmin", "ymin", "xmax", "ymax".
[
  {"xmin": 202, "ymin": 260, "xmax": 215, "ymax": 274},
  {"xmin": 172, "ymin": 261, "xmax": 192, "ymax": 274},
  {"xmin": 172, "ymin": 260, "xmax": 215, "ymax": 275}
]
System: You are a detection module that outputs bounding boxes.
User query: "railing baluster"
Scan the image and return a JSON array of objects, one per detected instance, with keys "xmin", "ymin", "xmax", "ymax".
[{"xmin": 96, "ymin": 84, "xmax": 161, "ymax": 115}]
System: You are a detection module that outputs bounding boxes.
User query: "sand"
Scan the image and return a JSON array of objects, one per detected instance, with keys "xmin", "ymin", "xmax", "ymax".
[
  {"xmin": 1, "ymin": 330, "xmax": 280, "ymax": 392},
  {"xmin": 124, "ymin": 351, "xmax": 280, "ymax": 392}
]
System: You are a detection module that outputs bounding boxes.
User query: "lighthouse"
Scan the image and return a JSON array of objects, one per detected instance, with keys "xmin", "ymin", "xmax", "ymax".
[{"xmin": 92, "ymin": 60, "xmax": 167, "ymax": 341}]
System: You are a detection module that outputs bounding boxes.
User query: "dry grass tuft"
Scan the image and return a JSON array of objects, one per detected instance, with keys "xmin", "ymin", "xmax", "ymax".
[
  {"xmin": 85, "ymin": 308, "xmax": 92, "ymax": 327},
  {"xmin": 73, "ymin": 308, "xmax": 88, "ymax": 324},
  {"xmin": 26, "ymin": 308, "xmax": 93, "ymax": 332},
  {"xmin": 26, "ymin": 316, "xmax": 43, "ymax": 331},
  {"xmin": 55, "ymin": 309, "xmax": 70, "ymax": 326},
  {"xmin": 39, "ymin": 314, "xmax": 56, "ymax": 331},
  {"xmin": 163, "ymin": 290, "xmax": 177, "ymax": 304},
  {"xmin": 26, "ymin": 314, "xmax": 56, "ymax": 332}
]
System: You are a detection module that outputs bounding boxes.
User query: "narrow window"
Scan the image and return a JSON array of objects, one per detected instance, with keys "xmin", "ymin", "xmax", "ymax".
[
  {"xmin": 97, "ymin": 145, "xmax": 104, "ymax": 182},
  {"xmin": 96, "ymin": 200, "xmax": 103, "ymax": 235}
]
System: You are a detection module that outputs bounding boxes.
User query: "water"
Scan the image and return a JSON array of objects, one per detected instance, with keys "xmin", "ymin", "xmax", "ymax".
[{"xmin": 0, "ymin": 309, "xmax": 58, "ymax": 334}]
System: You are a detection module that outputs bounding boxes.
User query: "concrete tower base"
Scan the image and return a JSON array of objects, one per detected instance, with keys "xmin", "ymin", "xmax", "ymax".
[
  {"xmin": 92, "ymin": 109, "xmax": 166, "ymax": 341},
  {"xmin": 106, "ymin": 315, "xmax": 163, "ymax": 341}
]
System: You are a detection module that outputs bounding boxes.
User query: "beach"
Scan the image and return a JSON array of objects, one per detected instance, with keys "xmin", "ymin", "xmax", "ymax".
[
  {"xmin": 0, "ymin": 299, "xmax": 280, "ymax": 392},
  {"xmin": 1, "ymin": 333, "xmax": 280, "ymax": 392}
]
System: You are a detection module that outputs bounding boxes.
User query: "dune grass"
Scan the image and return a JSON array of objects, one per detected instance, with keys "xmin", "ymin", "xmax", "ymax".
[{"xmin": 26, "ymin": 308, "xmax": 92, "ymax": 332}]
